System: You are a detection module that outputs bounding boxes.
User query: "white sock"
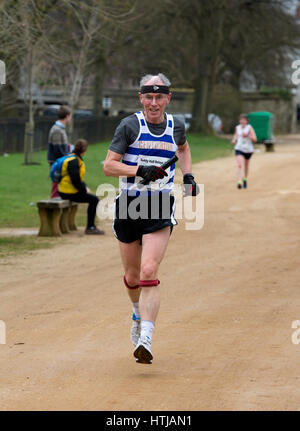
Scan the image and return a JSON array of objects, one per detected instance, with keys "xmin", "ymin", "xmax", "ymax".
[
  {"xmin": 141, "ymin": 320, "xmax": 155, "ymax": 342},
  {"xmin": 132, "ymin": 301, "xmax": 140, "ymax": 319}
]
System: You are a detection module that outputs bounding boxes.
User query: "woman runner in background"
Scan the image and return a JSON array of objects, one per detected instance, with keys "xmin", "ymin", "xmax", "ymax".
[{"xmin": 232, "ymin": 114, "xmax": 257, "ymax": 189}]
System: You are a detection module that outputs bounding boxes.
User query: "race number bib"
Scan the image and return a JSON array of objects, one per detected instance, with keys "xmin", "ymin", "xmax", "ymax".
[
  {"xmin": 135, "ymin": 154, "xmax": 172, "ymax": 190},
  {"xmin": 240, "ymin": 138, "xmax": 248, "ymax": 150}
]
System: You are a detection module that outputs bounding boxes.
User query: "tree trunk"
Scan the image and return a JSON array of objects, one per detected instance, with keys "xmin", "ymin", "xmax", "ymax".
[
  {"xmin": 24, "ymin": 47, "xmax": 35, "ymax": 165},
  {"xmin": 191, "ymin": 2, "xmax": 226, "ymax": 134},
  {"xmin": 68, "ymin": 13, "xmax": 98, "ymax": 140},
  {"xmin": 68, "ymin": 52, "xmax": 85, "ymax": 141},
  {"xmin": 207, "ymin": 53, "xmax": 219, "ymax": 119},
  {"xmin": 230, "ymin": 67, "xmax": 242, "ymax": 91},
  {"xmin": 191, "ymin": 55, "xmax": 210, "ymax": 133},
  {"xmin": 93, "ymin": 56, "xmax": 107, "ymax": 115}
]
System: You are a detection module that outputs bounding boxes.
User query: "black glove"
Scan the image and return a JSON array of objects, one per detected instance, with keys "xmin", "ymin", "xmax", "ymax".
[
  {"xmin": 137, "ymin": 165, "xmax": 168, "ymax": 184},
  {"xmin": 183, "ymin": 173, "xmax": 199, "ymax": 196}
]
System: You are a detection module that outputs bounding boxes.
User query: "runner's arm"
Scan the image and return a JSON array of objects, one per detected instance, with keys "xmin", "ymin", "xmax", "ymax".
[
  {"xmin": 103, "ymin": 150, "xmax": 138, "ymax": 177},
  {"xmin": 249, "ymin": 126, "xmax": 257, "ymax": 143},
  {"xmin": 177, "ymin": 141, "xmax": 199, "ymax": 196},
  {"xmin": 176, "ymin": 141, "xmax": 192, "ymax": 175}
]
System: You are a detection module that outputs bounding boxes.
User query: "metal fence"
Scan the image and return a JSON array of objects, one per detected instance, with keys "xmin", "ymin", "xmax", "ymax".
[{"xmin": 0, "ymin": 115, "xmax": 127, "ymax": 154}]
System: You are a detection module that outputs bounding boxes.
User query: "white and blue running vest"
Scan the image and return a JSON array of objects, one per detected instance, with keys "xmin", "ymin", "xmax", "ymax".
[{"xmin": 121, "ymin": 111, "xmax": 178, "ymax": 196}]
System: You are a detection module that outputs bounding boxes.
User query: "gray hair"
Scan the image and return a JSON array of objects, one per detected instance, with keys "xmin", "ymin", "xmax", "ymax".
[{"xmin": 140, "ymin": 73, "xmax": 171, "ymax": 87}]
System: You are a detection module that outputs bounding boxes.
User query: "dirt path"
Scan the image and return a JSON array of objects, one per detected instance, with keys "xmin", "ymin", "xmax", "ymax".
[{"xmin": 1, "ymin": 142, "xmax": 300, "ymax": 411}]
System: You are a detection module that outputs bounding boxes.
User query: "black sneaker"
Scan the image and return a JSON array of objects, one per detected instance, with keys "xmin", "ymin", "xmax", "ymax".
[
  {"xmin": 85, "ymin": 226, "xmax": 105, "ymax": 235},
  {"xmin": 237, "ymin": 181, "xmax": 242, "ymax": 189},
  {"xmin": 134, "ymin": 336, "xmax": 153, "ymax": 364},
  {"xmin": 243, "ymin": 178, "xmax": 247, "ymax": 189}
]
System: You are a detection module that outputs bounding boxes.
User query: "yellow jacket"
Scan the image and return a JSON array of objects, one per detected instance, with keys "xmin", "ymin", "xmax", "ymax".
[{"xmin": 58, "ymin": 154, "xmax": 86, "ymax": 194}]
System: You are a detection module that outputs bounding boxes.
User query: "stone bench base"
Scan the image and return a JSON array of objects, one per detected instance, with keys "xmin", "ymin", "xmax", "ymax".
[{"xmin": 37, "ymin": 199, "xmax": 78, "ymax": 237}]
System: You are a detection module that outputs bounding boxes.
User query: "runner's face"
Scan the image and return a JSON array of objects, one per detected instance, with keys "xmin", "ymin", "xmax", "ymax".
[
  {"xmin": 240, "ymin": 118, "xmax": 248, "ymax": 127},
  {"xmin": 139, "ymin": 92, "xmax": 171, "ymax": 124}
]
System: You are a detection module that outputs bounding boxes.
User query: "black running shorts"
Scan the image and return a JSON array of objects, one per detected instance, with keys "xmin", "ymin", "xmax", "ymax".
[
  {"xmin": 113, "ymin": 192, "xmax": 177, "ymax": 244},
  {"xmin": 235, "ymin": 150, "xmax": 253, "ymax": 160}
]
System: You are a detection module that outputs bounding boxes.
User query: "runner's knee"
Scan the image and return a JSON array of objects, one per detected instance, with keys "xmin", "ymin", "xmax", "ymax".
[
  {"xmin": 124, "ymin": 271, "xmax": 139, "ymax": 288},
  {"xmin": 141, "ymin": 260, "xmax": 158, "ymax": 280}
]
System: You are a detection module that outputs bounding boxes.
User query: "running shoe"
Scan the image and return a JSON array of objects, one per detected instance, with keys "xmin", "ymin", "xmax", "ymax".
[
  {"xmin": 237, "ymin": 181, "xmax": 242, "ymax": 189},
  {"xmin": 243, "ymin": 178, "xmax": 247, "ymax": 189},
  {"xmin": 134, "ymin": 335, "xmax": 153, "ymax": 364},
  {"xmin": 131, "ymin": 313, "xmax": 141, "ymax": 347}
]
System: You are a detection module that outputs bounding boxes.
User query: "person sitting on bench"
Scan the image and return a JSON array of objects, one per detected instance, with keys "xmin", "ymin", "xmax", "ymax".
[{"xmin": 58, "ymin": 139, "xmax": 105, "ymax": 235}]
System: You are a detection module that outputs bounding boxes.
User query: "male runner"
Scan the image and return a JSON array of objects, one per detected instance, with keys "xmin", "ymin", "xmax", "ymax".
[{"xmin": 104, "ymin": 73, "xmax": 199, "ymax": 364}]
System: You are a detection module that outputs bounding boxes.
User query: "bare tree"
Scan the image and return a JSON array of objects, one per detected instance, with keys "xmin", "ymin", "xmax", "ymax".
[
  {"xmin": 0, "ymin": 0, "xmax": 59, "ymax": 164},
  {"xmin": 221, "ymin": 0, "xmax": 300, "ymax": 91},
  {"xmin": 159, "ymin": 0, "xmax": 300, "ymax": 133},
  {"xmin": 0, "ymin": 0, "xmax": 139, "ymax": 159},
  {"xmin": 50, "ymin": 0, "xmax": 139, "ymax": 138},
  {"xmin": 161, "ymin": 0, "xmax": 227, "ymax": 132}
]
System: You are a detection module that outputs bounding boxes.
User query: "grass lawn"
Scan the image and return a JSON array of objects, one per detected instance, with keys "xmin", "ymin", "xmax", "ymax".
[{"xmin": 0, "ymin": 133, "xmax": 232, "ymax": 229}]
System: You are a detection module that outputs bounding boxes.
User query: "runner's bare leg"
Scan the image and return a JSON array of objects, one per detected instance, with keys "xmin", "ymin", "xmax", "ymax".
[
  {"xmin": 236, "ymin": 155, "xmax": 244, "ymax": 182},
  {"xmin": 119, "ymin": 240, "xmax": 142, "ymax": 302},
  {"xmin": 139, "ymin": 226, "xmax": 171, "ymax": 323},
  {"xmin": 244, "ymin": 158, "xmax": 250, "ymax": 179}
]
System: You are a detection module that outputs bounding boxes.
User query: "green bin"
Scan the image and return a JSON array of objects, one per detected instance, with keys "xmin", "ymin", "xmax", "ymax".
[{"xmin": 248, "ymin": 111, "xmax": 275, "ymax": 151}]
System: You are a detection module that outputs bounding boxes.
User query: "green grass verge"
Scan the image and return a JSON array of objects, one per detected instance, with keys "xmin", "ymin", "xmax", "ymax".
[
  {"xmin": 187, "ymin": 134, "xmax": 232, "ymax": 161},
  {"xmin": 0, "ymin": 134, "xmax": 231, "ymax": 228},
  {"xmin": 0, "ymin": 236, "xmax": 57, "ymax": 259}
]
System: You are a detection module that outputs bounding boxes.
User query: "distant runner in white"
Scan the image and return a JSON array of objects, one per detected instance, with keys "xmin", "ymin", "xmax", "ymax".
[{"xmin": 232, "ymin": 114, "xmax": 257, "ymax": 189}]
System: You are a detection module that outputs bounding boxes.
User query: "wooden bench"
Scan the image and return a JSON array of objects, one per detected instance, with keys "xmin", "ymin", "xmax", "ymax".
[{"xmin": 37, "ymin": 199, "xmax": 78, "ymax": 237}]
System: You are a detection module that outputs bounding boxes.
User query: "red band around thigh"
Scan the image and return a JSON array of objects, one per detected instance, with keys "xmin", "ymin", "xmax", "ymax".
[
  {"xmin": 123, "ymin": 275, "xmax": 139, "ymax": 290},
  {"xmin": 139, "ymin": 279, "xmax": 160, "ymax": 287}
]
